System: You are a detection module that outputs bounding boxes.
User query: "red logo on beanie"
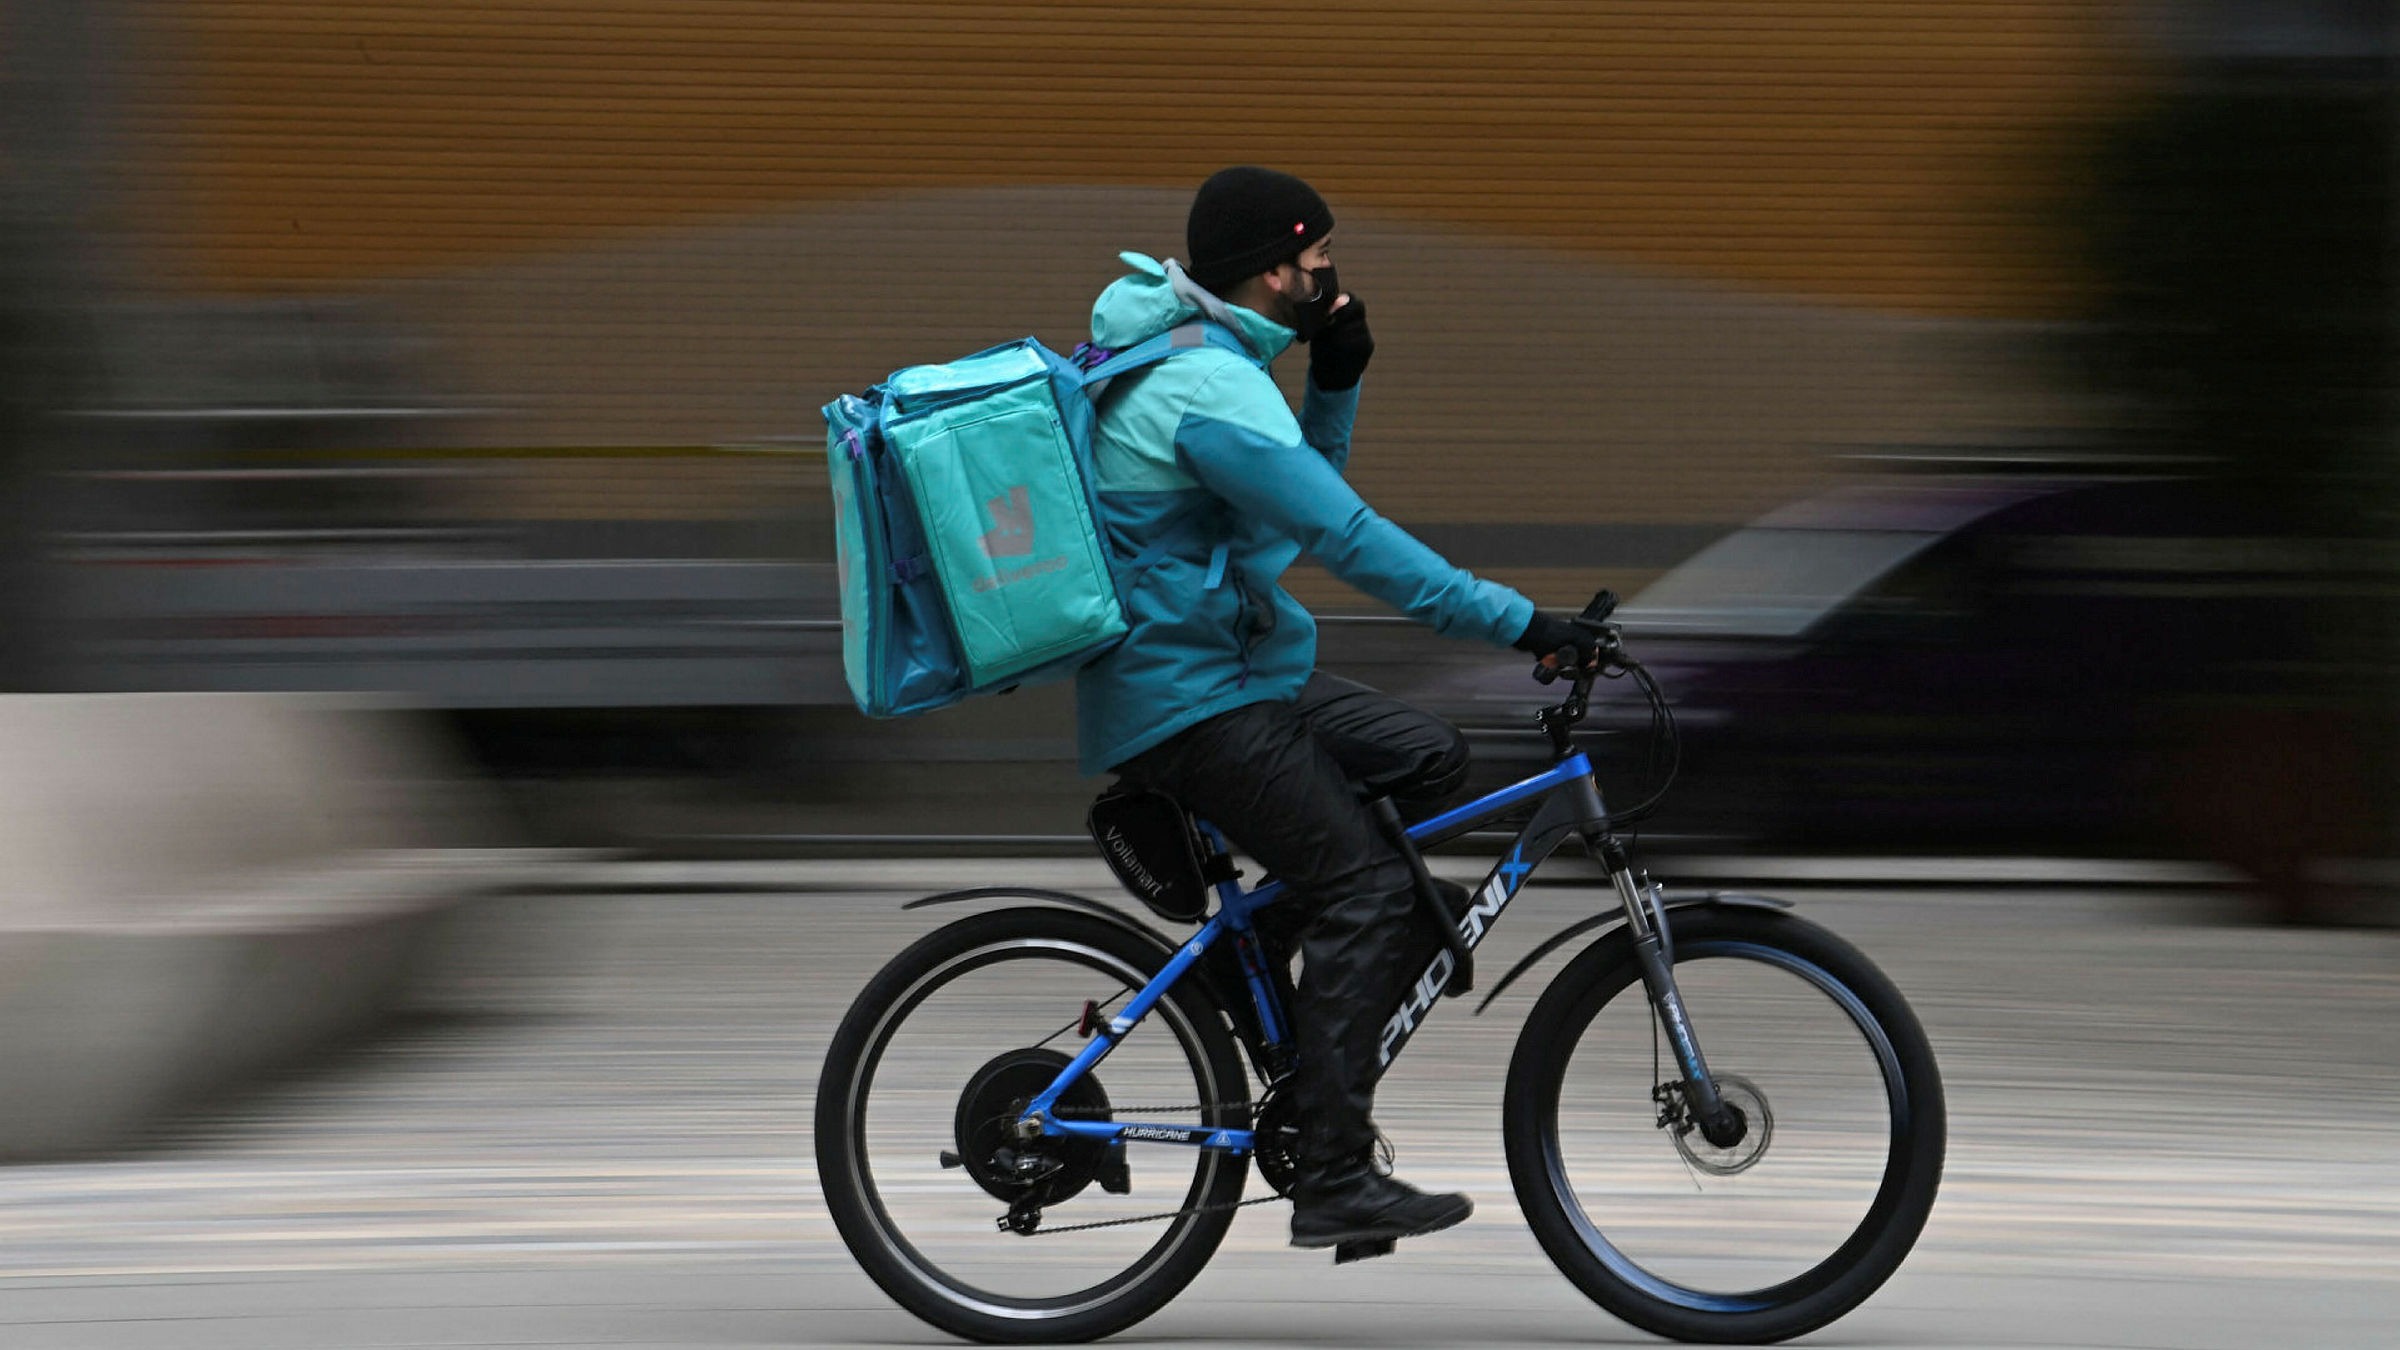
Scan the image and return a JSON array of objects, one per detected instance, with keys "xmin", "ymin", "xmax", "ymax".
[{"xmin": 1294, "ymin": 222, "xmax": 1306, "ymax": 234}]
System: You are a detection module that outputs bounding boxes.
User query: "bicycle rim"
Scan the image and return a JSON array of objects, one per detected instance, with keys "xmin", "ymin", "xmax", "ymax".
[
  {"xmin": 1533, "ymin": 937, "xmax": 1915, "ymax": 1309},
  {"xmin": 834, "ymin": 935, "xmax": 1238, "ymax": 1318}
]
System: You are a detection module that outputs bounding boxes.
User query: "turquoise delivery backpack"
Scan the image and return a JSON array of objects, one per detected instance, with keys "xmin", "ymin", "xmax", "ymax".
[{"xmin": 823, "ymin": 322, "xmax": 1246, "ymax": 717}]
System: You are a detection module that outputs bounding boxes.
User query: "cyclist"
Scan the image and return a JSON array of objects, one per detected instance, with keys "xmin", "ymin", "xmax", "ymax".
[{"xmin": 1076, "ymin": 165, "xmax": 1602, "ymax": 1252}]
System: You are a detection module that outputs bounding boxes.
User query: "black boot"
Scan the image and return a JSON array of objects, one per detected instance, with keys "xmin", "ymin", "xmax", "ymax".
[{"xmin": 1289, "ymin": 1150, "xmax": 1472, "ymax": 1249}]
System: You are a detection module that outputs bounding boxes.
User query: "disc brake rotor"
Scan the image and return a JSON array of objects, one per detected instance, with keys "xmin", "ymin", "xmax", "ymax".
[{"xmin": 1670, "ymin": 1073, "xmax": 1774, "ymax": 1177}]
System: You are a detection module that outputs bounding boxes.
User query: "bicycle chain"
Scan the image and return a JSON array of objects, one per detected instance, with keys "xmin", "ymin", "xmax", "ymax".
[
  {"xmin": 1013, "ymin": 1102, "xmax": 1287, "ymax": 1237},
  {"xmin": 1010, "ymin": 1192, "xmax": 1285, "ymax": 1236}
]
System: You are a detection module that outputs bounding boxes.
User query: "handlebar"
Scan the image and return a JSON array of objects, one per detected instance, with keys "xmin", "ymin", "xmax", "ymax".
[
  {"xmin": 1530, "ymin": 587, "xmax": 1650, "ymax": 763},
  {"xmin": 1526, "ymin": 587, "xmax": 1681, "ymax": 823},
  {"xmin": 1532, "ymin": 587, "xmax": 1624, "ymax": 686}
]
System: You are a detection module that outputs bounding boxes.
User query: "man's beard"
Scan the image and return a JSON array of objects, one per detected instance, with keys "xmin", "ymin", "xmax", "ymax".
[{"xmin": 1290, "ymin": 265, "xmax": 1340, "ymax": 342}]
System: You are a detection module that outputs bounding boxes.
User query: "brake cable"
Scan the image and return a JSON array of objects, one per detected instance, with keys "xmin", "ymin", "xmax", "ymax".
[
  {"xmin": 1537, "ymin": 628, "xmax": 1681, "ymax": 827},
  {"xmin": 1599, "ymin": 654, "xmax": 1681, "ymax": 825}
]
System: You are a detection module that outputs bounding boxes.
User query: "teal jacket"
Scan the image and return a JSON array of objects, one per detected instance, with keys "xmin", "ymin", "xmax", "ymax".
[{"xmin": 1074, "ymin": 252, "xmax": 1536, "ymax": 774}]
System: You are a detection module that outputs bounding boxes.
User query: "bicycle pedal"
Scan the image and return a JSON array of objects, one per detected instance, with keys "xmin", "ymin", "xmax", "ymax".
[{"xmin": 1333, "ymin": 1237, "xmax": 1395, "ymax": 1265}]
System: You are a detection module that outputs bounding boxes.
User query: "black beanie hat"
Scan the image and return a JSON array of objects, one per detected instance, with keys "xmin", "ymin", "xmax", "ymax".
[{"xmin": 1186, "ymin": 166, "xmax": 1334, "ymax": 293}]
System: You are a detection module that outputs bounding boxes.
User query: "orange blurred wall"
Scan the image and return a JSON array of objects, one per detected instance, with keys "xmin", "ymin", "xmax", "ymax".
[{"xmin": 125, "ymin": 0, "xmax": 2128, "ymax": 316}]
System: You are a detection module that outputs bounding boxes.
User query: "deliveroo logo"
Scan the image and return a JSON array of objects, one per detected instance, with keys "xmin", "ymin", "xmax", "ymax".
[
  {"xmin": 972, "ymin": 484, "xmax": 1069, "ymax": 593},
  {"xmin": 979, "ymin": 485, "xmax": 1035, "ymax": 559}
]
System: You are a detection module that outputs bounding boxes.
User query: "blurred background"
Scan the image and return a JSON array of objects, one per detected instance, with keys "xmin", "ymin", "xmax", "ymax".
[
  {"xmin": 4, "ymin": 0, "xmax": 2394, "ymax": 920},
  {"xmin": 0, "ymin": 5, "xmax": 2397, "ymax": 1345}
]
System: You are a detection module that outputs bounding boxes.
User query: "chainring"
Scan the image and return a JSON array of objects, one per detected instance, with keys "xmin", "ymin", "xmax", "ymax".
[
  {"xmin": 953, "ymin": 1047, "xmax": 1118, "ymax": 1205},
  {"xmin": 1250, "ymin": 1085, "xmax": 1301, "ymax": 1197}
]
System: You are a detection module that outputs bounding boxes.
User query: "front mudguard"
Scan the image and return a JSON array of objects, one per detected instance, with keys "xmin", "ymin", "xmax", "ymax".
[{"xmin": 1474, "ymin": 892, "xmax": 1794, "ymax": 1016}]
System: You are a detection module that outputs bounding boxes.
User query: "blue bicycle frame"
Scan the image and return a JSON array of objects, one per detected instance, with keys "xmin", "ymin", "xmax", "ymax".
[{"xmin": 1023, "ymin": 750, "xmax": 1619, "ymax": 1159}]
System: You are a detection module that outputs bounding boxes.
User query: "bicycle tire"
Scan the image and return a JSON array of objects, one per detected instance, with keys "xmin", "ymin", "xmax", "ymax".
[
  {"xmin": 815, "ymin": 906, "xmax": 1250, "ymax": 1344},
  {"xmin": 1503, "ymin": 905, "xmax": 1945, "ymax": 1344}
]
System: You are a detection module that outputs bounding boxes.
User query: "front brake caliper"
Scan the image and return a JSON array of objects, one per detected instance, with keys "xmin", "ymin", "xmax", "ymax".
[{"xmin": 1651, "ymin": 1080, "xmax": 1694, "ymax": 1137}]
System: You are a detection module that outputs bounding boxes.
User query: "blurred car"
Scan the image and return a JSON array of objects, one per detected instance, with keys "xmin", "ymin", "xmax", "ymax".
[{"xmin": 1406, "ymin": 471, "xmax": 2398, "ymax": 920}]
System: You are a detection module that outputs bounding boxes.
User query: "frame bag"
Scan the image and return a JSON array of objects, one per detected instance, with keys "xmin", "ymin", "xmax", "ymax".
[
  {"xmin": 1087, "ymin": 785, "xmax": 1221, "ymax": 924},
  {"xmin": 823, "ymin": 323, "xmax": 1245, "ymax": 717}
]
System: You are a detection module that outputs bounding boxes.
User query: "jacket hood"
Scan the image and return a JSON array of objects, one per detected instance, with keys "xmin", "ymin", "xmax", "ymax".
[{"xmin": 1089, "ymin": 252, "xmax": 1295, "ymax": 363}]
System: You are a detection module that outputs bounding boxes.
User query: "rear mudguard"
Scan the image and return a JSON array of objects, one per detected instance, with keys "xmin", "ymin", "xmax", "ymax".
[
  {"xmin": 902, "ymin": 886, "xmax": 1178, "ymax": 951},
  {"xmin": 1473, "ymin": 892, "xmax": 1793, "ymax": 1016}
]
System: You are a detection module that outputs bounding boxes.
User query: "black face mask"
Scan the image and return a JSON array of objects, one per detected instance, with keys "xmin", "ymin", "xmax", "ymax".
[{"xmin": 1290, "ymin": 264, "xmax": 1340, "ymax": 343}]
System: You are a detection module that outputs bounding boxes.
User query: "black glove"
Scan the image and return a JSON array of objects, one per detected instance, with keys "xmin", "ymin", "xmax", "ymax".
[
  {"xmin": 1512, "ymin": 611, "xmax": 1601, "ymax": 673},
  {"xmin": 1308, "ymin": 295, "xmax": 1374, "ymax": 391}
]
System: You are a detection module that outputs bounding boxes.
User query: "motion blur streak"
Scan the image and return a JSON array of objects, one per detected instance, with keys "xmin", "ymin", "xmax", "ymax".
[{"xmin": 0, "ymin": 1, "xmax": 2393, "ymax": 1345}]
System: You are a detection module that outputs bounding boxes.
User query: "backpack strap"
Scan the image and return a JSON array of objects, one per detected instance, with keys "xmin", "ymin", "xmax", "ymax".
[
  {"xmin": 1080, "ymin": 321, "xmax": 1250, "ymax": 399},
  {"xmin": 1084, "ymin": 321, "xmax": 1251, "ymax": 590}
]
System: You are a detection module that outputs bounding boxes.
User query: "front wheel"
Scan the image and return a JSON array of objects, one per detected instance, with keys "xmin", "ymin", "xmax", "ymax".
[
  {"xmin": 815, "ymin": 906, "xmax": 1250, "ymax": 1344},
  {"xmin": 1504, "ymin": 905, "xmax": 1945, "ymax": 1344}
]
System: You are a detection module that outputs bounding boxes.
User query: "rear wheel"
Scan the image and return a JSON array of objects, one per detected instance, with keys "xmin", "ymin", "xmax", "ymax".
[
  {"xmin": 1503, "ymin": 906, "xmax": 1944, "ymax": 1343},
  {"xmin": 815, "ymin": 907, "xmax": 1249, "ymax": 1343}
]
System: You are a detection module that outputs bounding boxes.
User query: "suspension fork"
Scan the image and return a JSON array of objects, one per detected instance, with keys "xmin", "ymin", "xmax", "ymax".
[{"xmin": 1579, "ymin": 811, "xmax": 1746, "ymax": 1148}]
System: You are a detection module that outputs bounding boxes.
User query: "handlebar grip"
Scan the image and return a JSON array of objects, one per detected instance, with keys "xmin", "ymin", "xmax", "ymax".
[{"xmin": 1578, "ymin": 589, "xmax": 1619, "ymax": 629}]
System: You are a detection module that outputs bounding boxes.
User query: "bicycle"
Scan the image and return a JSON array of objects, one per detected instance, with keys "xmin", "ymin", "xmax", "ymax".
[{"xmin": 815, "ymin": 591, "xmax": 1946, "ymax": 1344}]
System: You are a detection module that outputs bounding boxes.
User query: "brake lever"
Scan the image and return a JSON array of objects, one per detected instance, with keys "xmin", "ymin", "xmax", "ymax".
[{"xmin": 1595, "ymin": 627, "xmax": 1628, "ymax": 672}]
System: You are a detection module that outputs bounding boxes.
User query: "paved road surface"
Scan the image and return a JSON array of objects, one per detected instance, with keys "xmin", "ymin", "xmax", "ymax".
[{"xmin": 3, "ymin": 859, "xmax": 2396, "ymax": 1348}]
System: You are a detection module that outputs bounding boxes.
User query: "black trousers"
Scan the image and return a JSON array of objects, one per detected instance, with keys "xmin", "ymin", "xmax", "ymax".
[{"xmin": 1116, "ymin": 672, "xmax": 1469, "ymax": 1163}]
